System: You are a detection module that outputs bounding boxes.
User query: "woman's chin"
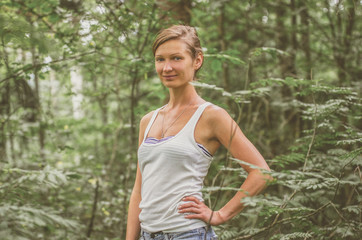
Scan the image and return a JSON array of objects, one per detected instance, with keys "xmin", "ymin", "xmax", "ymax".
[{"xmin": 162, "ymin": 82, "xmax": 188, "ymax": 89}]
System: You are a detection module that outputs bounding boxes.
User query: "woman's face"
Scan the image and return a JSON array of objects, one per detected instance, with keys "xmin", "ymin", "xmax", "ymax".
[{"xmin": 155, "ymin": 39, "xmax": 202, "ymax": 89}]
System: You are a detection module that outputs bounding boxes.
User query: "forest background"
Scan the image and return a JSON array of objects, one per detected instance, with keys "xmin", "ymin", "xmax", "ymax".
[{"xmin": 0, "ymin": 0, "xmax": 361, "ymax": 239}]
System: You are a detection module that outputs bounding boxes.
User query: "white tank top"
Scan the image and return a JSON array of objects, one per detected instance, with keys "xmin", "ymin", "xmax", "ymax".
[{"xmin": 138, "ymin": 102, "xmax": 213, "ymax": 233}]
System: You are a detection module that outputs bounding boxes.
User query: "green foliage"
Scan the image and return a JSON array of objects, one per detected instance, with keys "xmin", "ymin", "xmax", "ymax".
[
  {"xmin": 200, "ymin": 76, "xmax": 361, "ymax": 239},
  {"xmin": 0, "ymin": 0, "xmax": 361, "ymax": 239},
  {"xmin": 0, "ymin": 166, "xmax": 81, "ymax": 239}
]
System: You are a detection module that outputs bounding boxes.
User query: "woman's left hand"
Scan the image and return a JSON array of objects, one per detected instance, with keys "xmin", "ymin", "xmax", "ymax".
[{"xmin": 178, "ymin": 196, "xmax": 226, "ymax": 225}]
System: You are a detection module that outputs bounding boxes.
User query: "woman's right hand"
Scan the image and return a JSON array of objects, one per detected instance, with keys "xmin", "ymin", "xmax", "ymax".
[{"xmin": 178, "ymin": 196, "xmax": 227, "ymax": 225}]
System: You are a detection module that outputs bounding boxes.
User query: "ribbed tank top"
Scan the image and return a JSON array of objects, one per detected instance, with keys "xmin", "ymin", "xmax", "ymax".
[{"xmin": 138, "ymin": 102, "xmax": 213, "ymax": 233}]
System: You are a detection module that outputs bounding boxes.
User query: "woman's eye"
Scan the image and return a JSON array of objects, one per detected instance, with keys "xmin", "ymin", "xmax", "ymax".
[
  {"xmin": 174, "ymin": 57, "xmax": 182, "ymax": 60},
  {"xmin": 156, "ymin": 58, "xmax": 164, "ymax": 62}
]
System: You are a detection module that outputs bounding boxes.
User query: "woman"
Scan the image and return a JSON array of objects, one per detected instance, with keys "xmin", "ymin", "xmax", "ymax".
[{"xmin": 126, "ymin": 25, "xmax": 271, "ymax": 240}]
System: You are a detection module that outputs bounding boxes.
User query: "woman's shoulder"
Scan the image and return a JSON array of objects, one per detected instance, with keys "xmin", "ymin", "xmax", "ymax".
[
  {"xmin": 203, "ymin": 103, "xmax": 240, "ymax": 141},
  {"xmin": 203, "ymin": 103, "xmax": 231, "ymax": 122},
  {"xmin": 139, "ymin": 104, "xmax": 165, "ymax": 127},
  {"xmin": 140, "ymin": 110, "xmax": 156, "ymax": 128}
]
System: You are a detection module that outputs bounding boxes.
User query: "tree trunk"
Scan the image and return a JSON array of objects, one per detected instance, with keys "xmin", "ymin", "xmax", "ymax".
[
  {"xmin": 70, "ymin": 66, "xmax": 84, "ymax": 119},
  {"xmin": 299, "ymin": 0, "xmax": 311, "ymax": 79},
  {"xmin": 218, "ymin": 3, "xmax": 235, "ymax": 115},
  {"xmin": 341, "ymin": 0, "xmax": 355, "ymax": 85},
  {"xmin": 218, "ymin": 4, "xmax": 229, "ymax": 92},
  {"xmin": 156, "ymin": 0, "xmax": 192, "ymax": 24},
  {"xmin": 29, "ymin": 20, "xmax": 45, "ymax": 160},
  {"xmin": 275, "ymin": 0, "xmax": 299, "ymax": 144},
  {"xmin": 276, "ymin": 0, "xmax": 297, "ymax": 78},
  {"xmin": 0, "ymin": 37, "xmax": 10, "ymax": 163}
]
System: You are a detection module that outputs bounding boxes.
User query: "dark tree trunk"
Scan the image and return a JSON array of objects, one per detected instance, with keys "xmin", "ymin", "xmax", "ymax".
[
  {"xmin": 299, "ymin": 0, "xmax": 311, "ymax": 79},
  {"xmin": 29, "ymin": 20, "xmax": 45, "ymax": 160},
  {"xmin": 0, "ymin": 37, "xmax": 10, "ymax": 163},
  {"xmin": 276, "ymin": 0, "xmax": 297, "ymax": 78},
  {"xmin": 157, "ymin": 0, "xmax": 192, "ymax": 24}
]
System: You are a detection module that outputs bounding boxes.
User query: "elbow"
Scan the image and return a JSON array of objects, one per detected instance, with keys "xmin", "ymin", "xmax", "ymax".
[
  {"xmin": 260, "ymin": 163, "xmax": 272, "ymax": 183},
  {"xmin": 261, "ymin": 168, "xmax": 273, "ymax": 188},
  {"xmin": 254, "ymin": 168, "xmax": 273, "ymax": 188}
]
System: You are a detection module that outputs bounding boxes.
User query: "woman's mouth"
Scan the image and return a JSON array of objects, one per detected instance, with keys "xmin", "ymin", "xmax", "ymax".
[{"xmin": 163, "ymin": 75, "xmax": 177, "ymax": 80}]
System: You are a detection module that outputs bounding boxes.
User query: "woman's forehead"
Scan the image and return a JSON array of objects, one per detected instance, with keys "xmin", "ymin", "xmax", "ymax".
[{"xmin": 155, "ymin": 39, "xmax": 188, "ymax": 56}]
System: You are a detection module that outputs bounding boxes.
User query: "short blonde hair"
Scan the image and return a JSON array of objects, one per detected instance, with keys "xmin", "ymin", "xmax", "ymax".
[{"xmin": 152, "ymin": 25, "xmax": 203, "ymax": 59}]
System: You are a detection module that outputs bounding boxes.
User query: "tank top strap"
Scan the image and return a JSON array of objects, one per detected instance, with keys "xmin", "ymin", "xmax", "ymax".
[
  {"xmin": 142, "ymin": 106, "xmax": 165, "ymax": 142},
  {"xmin": 183, "ymin": 102, "xmax": 212, "ymax": 133}
]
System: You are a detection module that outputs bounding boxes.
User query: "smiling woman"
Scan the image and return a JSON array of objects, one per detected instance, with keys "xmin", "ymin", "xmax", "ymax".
[
  {"xmin": 154, "ymin": 39, "xmax": 203, "ymax": 89},
  {"xmin": 126, "ymin": 25, "xmax": 271, "ymax": 240}
]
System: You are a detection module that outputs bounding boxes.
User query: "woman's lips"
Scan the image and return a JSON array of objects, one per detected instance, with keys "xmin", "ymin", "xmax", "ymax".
[{"xmin": 163, "ymin": 75, "xmax": 177, "ymax": 80}]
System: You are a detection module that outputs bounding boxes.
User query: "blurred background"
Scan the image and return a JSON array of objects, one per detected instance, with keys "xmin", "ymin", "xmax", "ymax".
[{"xmin": 0, "ymin": 0, "xmax": 361, "ymax": 239}]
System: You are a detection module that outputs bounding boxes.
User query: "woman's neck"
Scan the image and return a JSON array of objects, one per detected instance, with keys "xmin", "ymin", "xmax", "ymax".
[{"xmin": 167, "ymin": 84, "xmax": 201, "ymax": 109}]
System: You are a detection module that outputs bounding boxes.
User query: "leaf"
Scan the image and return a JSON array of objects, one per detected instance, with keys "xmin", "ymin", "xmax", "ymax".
[
  {"xmin": 47, "ymin": 173, "xmax": 58, "ymax": 185},
  {"xmin": 205, "ymin": 53, "xmax": 246, "ymax": 65},
  {"xmin": 279, "ymin": 232, "xmax": 314, "ymax": 240},
  {"xmin": 210, "ymin": 59, "xmax": 222, "ymax": 72},
  {"xmin": 343, "ymin": 205, "xmax": 361, "ymax": 214},
  {"xmin": 66, "ymin": 173, "xmax": 82, "ymax": 179},
  {"xmin": 250, "ymin": 47, "xmax": 289, "ymax": 59}
]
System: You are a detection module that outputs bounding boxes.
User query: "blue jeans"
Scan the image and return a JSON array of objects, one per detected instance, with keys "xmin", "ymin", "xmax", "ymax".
[{"xmin": 139, "ymin": 226, "xmax": 218, "ymax": 240}]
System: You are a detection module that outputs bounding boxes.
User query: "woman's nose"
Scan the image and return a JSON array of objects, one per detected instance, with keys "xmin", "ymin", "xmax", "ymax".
[{"xmin": 163, "ymin": 61, "xmax": 172, "ymax": 72}]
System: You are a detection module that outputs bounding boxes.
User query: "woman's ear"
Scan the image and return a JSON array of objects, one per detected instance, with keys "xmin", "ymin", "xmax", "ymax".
[{"xmin": 194, "ymin": 52, "xmax": 204, "ymax": 70}]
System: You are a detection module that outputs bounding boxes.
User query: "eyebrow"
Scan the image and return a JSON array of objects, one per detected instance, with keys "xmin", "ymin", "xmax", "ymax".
[{"xmin": 155, "ymin": 53, "xmax": 182, "ymax": 57}]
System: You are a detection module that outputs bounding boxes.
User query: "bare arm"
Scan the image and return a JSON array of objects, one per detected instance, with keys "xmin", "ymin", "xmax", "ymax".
[
  {"xmin": 213, "ymin": 107, "xmax": 271, "ymax": 222},
  {"xmin": 126, "ymin": 112, "xmax": 154, "ymax": 239},
  {"xmin": 126, "ymin": 164, "xmax": 142, "ymax": 240},
  {"xmin": 126, "ymin": 165, "xmax": 142, "ymax": 240},
  {"xmin": 179, "ymin": 106, "xmax": 271, "ymax": 224}
]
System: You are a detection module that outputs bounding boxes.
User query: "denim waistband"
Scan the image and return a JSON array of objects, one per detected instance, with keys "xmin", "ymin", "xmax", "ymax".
[{"xmin": 140, "ymin": 226, "xmax": 217, "ymax": 240}]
